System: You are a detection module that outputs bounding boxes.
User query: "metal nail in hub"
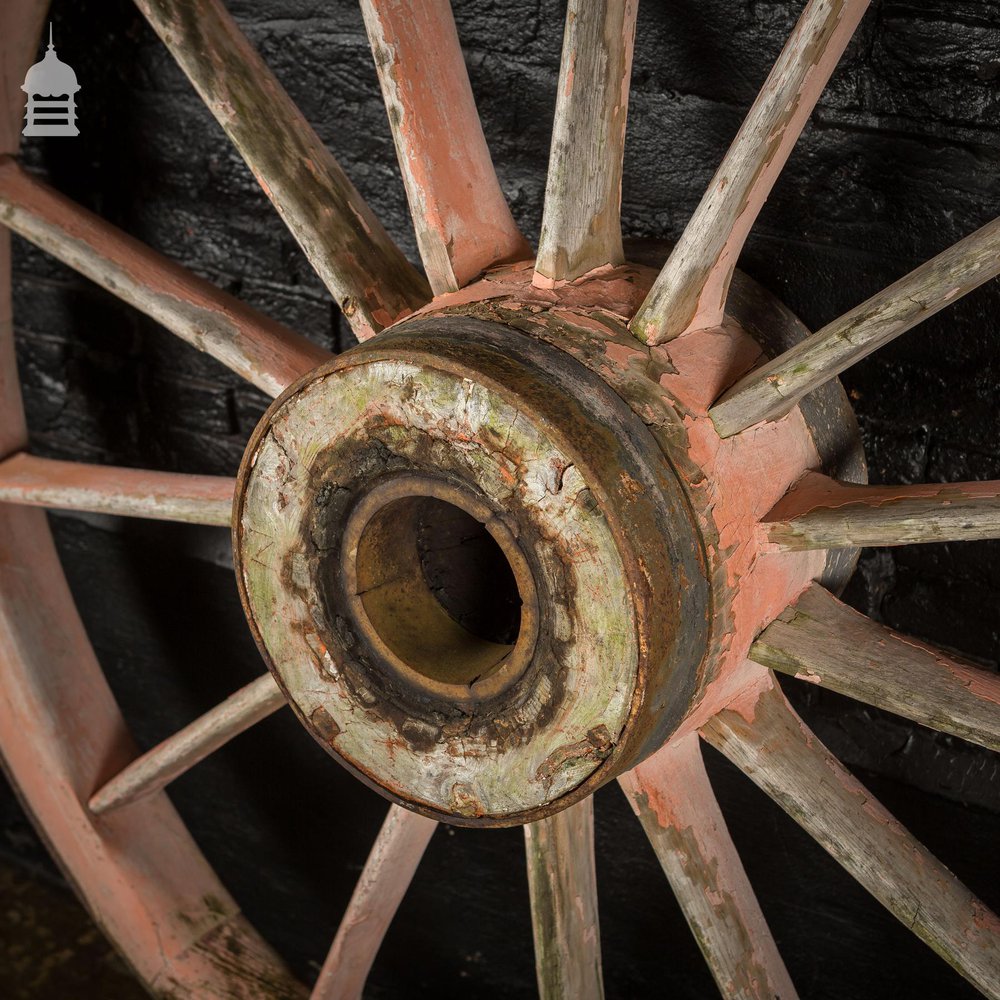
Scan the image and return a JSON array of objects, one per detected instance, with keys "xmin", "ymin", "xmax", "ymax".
[{"xmin": 234, "ymin": 314, "xmax": 711, "ymax": 825}]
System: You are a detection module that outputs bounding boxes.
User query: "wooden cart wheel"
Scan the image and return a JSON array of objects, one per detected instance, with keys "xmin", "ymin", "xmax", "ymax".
[{"xmin": 1, "ymin": 1, "xmax": 999, "ymax": 997}]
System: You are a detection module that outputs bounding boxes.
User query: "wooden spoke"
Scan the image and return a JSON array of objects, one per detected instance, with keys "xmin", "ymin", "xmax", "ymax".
[
  {"xmin": 619, "ymin": 735, "xmax": 797, "ymax": 1000},
  {"xmin": 763, "ymin": 471, "xmax": 1000, "ymax": 550},
  {"xmin": 360, "ymin": 0, "xmax": 530, "ymax": 295},
  {"xmin": 0, "ymin": 158, "xmax": 328, "ymax": 396},
  {"xmin": 703, "ymin": 678, "xmax": 1000, "ymax": 998},
  {"xmin": 533, "ymin": 0, "xmax": 637, "ymax": 287},
  {"xmin": 132, "ymin": 0, "xmax": 430, "ymax": 340},
  {"xmin": 630, "ymin": 0, "xmax": 870, "ymax": 345},
  {"xmin": 0, "ymin": 452, "xmax": 235, "ymax": 526},
  {"xmin": 312, "ymin": 805, "xmax": 437, "ymax": 1000},
  {"xmin": 711, "ymin": 215, "xmax": 1000, "ymax": 436},
  {"xmin": 89, "ymin": 673, "xmax": 285, "ymax": 816},
  {"xmin": 749, "ymin": 583, "xmax": 1000, "ymax": 753},
  {"xmin": 524, "ymin": 797, "xmax": 604, "ymax": 1000}
]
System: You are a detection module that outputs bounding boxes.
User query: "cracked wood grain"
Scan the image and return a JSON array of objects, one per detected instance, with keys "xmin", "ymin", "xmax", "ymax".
[
  {"xmin": 533, "ymin": 0, "xmax": 637, "ymax": 286},
  {"xmin": 89, "ymin": 673, "xmax": 286, "ymax": 815},
  {"xmin": 711, "ymin": 215, "xmax": 1000, "ymax": 436},
  {"xmin": 361, "ymin": 0, "xmax": 530, "ymax": 295},
  {"xmin": 702, "ymin": 677, "xmax": 1000, "ymax": 998},
  {"xmin": 524, "ymin": 796, "xmax": 604, "ymax": 1000},
  {"xmin": 749, "ymin": 582, "xmax": 1000, "ymax": 753},
  {"xmin": 133, "ymin": 0, "xmax": 430, "ymax": 340},
  {"xmin": 312, "ymin": 806, "xmax": 436, "ymax": 1000},
  {"xmin": 0, "ymin": 157, "xmax": 329, "ymax": 396},
  {"xmin": 620, "ymin": 735, "xmax": 797, "ymax": 1000},
  {"xmin": 0, "ymin": 453, "xmax": 236, "ymax": 525},
  {"xmin": 630, "ymin": 0, "xmax": 870, "ymax": 344},
  {"xmin": 762, "ymin": 471, "xmax": 1000, "ymax": 549}
]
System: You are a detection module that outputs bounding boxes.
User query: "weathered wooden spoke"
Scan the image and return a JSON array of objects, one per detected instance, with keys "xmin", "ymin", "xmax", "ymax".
[
  {"xmin": 312, "ymin": 806, "xmax": 437, "ymax": 1000},
  {"xmin": 524, "ymin": 797, "xmax": 604, "ymax": 1000},
  {"xmin": 360, "ymin": 0, "xmax": 529, "ymax": 295},
  {"xmin": 711, "ymin": 215, "xmax": 1000, "ymax": 436},
  {"xmin": 132, "ymin": 0, "xmax": 430, "ymax": 340},
  {"xmin": 750, "ymin": 583, "xmax": 1000, "ymax": 753},
  {"xmin": 620, "ymin": 735, "xmax": 797, "ymax": 1000},
  {"xmin": 533, "ymin": 0, "xmax": 637, "ymax": 286},
  {"xmin": 630, "ymin": 0, "xmax": 870, "ymax": 345},
  {"xmin": 0, "ymin": 157, "xmax": 328, "ymax": 396},
  {"xmin": 763, "ymin": 471, "xmax": 1000, "ymax": 549},
  {"xmin": 89, "ymin": 673, "xmax": 286, "ymax": 816},
  {"xmin": 0, "ymin": 452, "xmax": 235, "ymax": 525},
  {"xmin": 703, "ymin": 678, "xmax": 1000, "ymax": 999}
]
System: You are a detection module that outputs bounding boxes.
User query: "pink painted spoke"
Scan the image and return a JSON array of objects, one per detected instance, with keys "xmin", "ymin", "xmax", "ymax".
[
  {"xmin": 711, "ymin": 216, "xmax": 1000, "ymax": 436},
  {"xmin": 750, "ymin": 582, "xmax": 1000, "ymax": 753},
  {"xmin": 0, "ymin": 2, "xmax": 48, "ymax": 155},
  {"xmin": 89, "ymin": 673, "xmax": 285, "ymax": 816},
  {"xmin": 360, "ymin": 0, "xmax": 530, "ymax": 295},
  {"xmin": 533, "ymin": 0, "xmax": 637, "ymax": 286},
  {"xmin": 132, "ymin": 0, "xmax": 430, "ymax": 340},
  {"xmin": 630, "ymin": 0, "xmax": 870, "ymax": 345},
  {"xmin": 702, "ymin": 677, "xmax": 1000, "ymax": 997},
  {"xmin": 0, "ymin": 453, "xmax": 235, "ymax": 526},
  {"xmin": 0, "ymin": 157, "xmax": 329, "ymax": 397},
  {"xmin": 620, "ymin": 735, "xmax": 797, "ymax": 1000},
  {"xmin": 762, "ymin": 471, "xmax": 1000, "ymax": 549},
  {"xmin": 524, "ymin": 797, "xmax": 604, "ymax": 1000},
  {"xmin": 312, "ymin": 805, "xmax": 436, "ymax": 1000}
]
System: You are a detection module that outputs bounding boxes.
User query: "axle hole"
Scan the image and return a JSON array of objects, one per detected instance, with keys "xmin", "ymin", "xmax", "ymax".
[{"xmin": 352, "ymin": 495, "xmax": 525, "ymax": 690}]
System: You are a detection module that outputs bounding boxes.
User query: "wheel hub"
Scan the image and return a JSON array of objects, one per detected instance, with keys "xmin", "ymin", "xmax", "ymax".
[{"xmin": 234, "ymin": 259, "xmax": 864, "ymax": 826}]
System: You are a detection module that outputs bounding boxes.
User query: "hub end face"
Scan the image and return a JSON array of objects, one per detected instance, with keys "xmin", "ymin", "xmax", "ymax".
[{"xmin": 235, "ymin": 319, "xmax": 709, "ymax": 825}]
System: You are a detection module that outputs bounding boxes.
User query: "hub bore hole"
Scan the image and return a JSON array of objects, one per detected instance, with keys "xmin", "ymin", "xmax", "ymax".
[
  {"xmin": 416, "ymin": 499, "xmax": 522, "ymax": 646},
  {"xmin": 352, "ymin": 494, "xmax": 526, "ymax": 690}
]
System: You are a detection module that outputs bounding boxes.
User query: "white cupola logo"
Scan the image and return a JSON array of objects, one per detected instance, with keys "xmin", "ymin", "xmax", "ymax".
[{"xmin": 21, "ymin": 24, "xmax": 80, "ymax": 137}]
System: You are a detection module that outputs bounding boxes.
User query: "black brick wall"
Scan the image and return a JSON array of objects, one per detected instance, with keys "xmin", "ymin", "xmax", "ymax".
[{"xmin": 5, "ymin": 2, "xmax": 1000, "ymax": 996}]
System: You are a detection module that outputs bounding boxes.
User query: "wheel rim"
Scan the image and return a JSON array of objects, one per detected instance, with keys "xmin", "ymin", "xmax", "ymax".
[{"xmin": 2, "ymin": 1, "xmax": 999, "ymax": 998}]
